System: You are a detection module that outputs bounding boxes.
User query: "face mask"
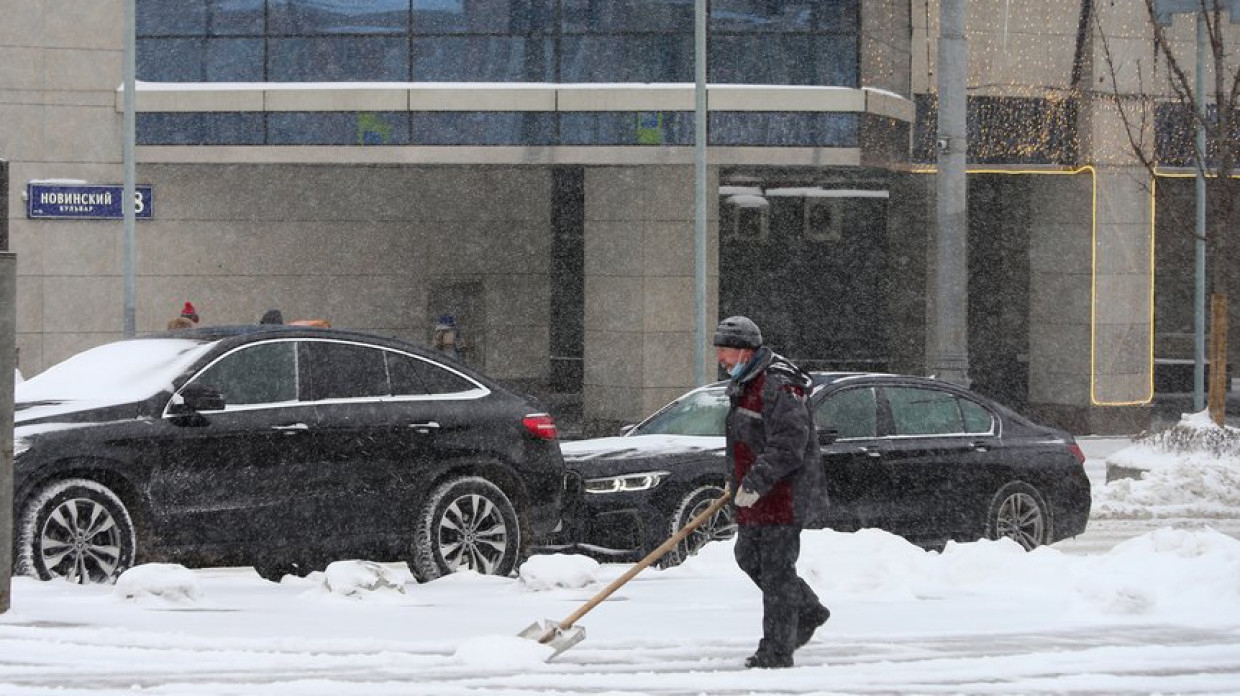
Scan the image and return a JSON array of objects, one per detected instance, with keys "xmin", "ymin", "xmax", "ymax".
[{"xmin": 729, "ymin": 360, "xmax": 748, "ymax": 378}]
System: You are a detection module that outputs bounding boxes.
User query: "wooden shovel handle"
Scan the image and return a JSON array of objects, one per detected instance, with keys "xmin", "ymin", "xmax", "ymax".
[{"xmin": 556, "ymin": 488, "xmax": 733, "ymax": 630}]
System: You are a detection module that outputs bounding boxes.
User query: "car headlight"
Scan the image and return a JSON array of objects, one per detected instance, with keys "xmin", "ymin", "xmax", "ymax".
[{"xmin": 583, "ymin": 471, "xmax": 670, "ymax": 494}]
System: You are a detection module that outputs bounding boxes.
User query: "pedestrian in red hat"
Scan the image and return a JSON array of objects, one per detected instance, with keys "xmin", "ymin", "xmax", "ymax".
[{"xmin": 180, "ymin": 302, "xmax": 200, "ymax": 324}]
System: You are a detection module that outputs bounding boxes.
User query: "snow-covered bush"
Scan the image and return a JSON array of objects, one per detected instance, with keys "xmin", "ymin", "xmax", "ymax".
[{"xmin": 1130, "ymin": 412, "xmax": 1240, "ymax": 460}]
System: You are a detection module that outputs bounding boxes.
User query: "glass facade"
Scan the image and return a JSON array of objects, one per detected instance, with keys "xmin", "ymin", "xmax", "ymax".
[
  {"xmin": 135, "ymin": 0, "xmax": 863, "ymax": 145},
  {"xmin": 139, "ymin": 111, "xmax": 861, "ymax": 147}
]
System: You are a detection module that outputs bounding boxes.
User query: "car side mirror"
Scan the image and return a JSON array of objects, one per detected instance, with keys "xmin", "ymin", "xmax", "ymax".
[
  {"xmin": 169, "ymin": 383, "xmax": 225, "ymax": 414},
  {"xmin": 817, "ymin": 428, "xmax": 839, "ymax": 446}
]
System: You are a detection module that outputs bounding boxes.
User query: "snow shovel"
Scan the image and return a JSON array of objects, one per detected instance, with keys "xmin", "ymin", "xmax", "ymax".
[{"xmin": 519, "ymin": 488, "xmax": 733, "ymax": 659}]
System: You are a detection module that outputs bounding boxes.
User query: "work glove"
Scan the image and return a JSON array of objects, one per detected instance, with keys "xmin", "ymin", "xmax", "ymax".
[{"xmin": 734, "ymin": 486, "xmax": 760, "ymax": 508}]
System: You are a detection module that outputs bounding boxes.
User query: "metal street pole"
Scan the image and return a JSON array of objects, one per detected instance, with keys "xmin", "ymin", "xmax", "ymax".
[
  {"xmin": 0, "ymin": 159, "xmax": 8, "ymax": 250},
  {"xmin": 0, "ymin": 253, "xmax": 16, "ymax": 613},
  {"xmin": 1193, "ymin": 11, "xmax": 1207, "ymax": 411},
  {"xmin": 928, "ymin": 0, "xmax": 971, "ymax": 386},
  {"xmin": 123, "ymin": 0, "xmax": 136, "ymax": 337},
  {"xmin": 693, "ymin": 0, "xmax": 708, "ymax": 385}
]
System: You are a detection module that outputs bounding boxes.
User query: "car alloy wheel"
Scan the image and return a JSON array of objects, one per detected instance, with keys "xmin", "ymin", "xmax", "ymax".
[
  {"xmin": 661, "ymin": 484, "xmax": 737, "ymax": 568},
  {"xmin": 409, "ymin": 476, "xmax": 521, "ymax": 582},
  {"xmin": 986, "ymin": 481, "xmax": 1050, "ymax": 551},
  {"xmin": 18, "ymin": 479, "xmax": 137, "ymax": 584}
]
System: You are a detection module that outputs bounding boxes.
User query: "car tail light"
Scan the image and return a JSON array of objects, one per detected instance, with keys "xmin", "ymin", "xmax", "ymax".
[
  {"xmin": 523, "ymin": 413, "xmax": 558, "ymax": 440},
  {"xmin": 1067, "ymin": 443, "xmax": 1086, "ymax": 465}
]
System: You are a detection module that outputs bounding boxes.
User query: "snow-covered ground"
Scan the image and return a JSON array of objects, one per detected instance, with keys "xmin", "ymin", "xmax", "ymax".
[{"xmin": 2, "ymin": 425, "xmax": 1239, "ymax": 695}]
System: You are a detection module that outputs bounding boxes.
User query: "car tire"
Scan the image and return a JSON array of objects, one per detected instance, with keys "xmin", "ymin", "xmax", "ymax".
[
  {"xmin": 985, "ymin": 481, "xmax": 1051, "ymax": 551},
  {"xmin": 659, "ymin": 484, "xmax": 736, "ymax": 568},
  {"xmin": 17, "ymin": 478, "xmax": 137, "ymax": 584},
  {"xmin": 408, "ymin": 476, "xmax": 521, "ymax": 583}
]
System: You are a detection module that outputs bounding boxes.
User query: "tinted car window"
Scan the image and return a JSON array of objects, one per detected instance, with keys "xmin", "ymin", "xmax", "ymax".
[
  {"xmin": 960, "ymin": 397, "xmax": 994, "ymax": 434},
  {"xmin": 631, "ymin": 388, "xmax": 729, "ymax": 436},
  {"xmin": 386, "ymin": 352, "xmax": 431, "ymax": 396},
  {"xmin": 814, "ymin": 386, "xmax": 876, "ymax": 439},
  {"xmin": 193, "ymin": 341, "xmax": 297, "ymax": 406},
  {"xmin": 304, "ymin": 341, "xmax": 389, "ymax": 400},
  {"xmin": 886, "ymin": 386, "xmax": 965, "ymax": 436},
  {"xmin": 410, "ymin": 359, "xmax": 478, "ymax": 395}
]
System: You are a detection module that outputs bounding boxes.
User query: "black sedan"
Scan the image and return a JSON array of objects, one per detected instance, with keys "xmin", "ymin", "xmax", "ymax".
[
  {"xmin": 13, "ymin": 325, "xmax": 565, "ymax": 584},
  {"xmin": 549, "ymin": 373, "xmax": 1090, "ymax": 565}
]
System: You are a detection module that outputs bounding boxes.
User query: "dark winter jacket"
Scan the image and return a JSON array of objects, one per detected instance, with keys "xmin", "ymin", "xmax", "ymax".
[{"xmin": 724, "ymin": 346, "xmax": 829, "ymax": 527}]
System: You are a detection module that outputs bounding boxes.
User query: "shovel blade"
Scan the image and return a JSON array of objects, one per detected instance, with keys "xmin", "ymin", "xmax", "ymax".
[{"xmin": 518, "ymin": 620, "xmax": 586, "ymax": 660}]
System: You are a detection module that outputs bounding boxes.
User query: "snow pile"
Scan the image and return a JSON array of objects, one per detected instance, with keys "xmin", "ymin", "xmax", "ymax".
[
  {"xmin": 1071, "ymin": 527, "xmax": 1240, "ymax": 618},
  {"xmin": 317, "ymin": 560, "xmax": 407, "ymax": 597},
  {"xmin": 452, "ymin": 634, "xmax": 554, "ymax": 667},
  {"xmin": 518, "ymin": 553, "xmax": 600, "ymax": 591},
  {"xmin": 667, "ymin": 525, "xmax": 1240, "ymax": 622},
  {"xmin": 798, "ymin": 528, "xmax": 938, "ymax": 601},
  {"xmin": 114, "ymin": 563, "xmax": 202, "ymax": 604},
  {"xmin": 1097, "ymin": 411, "xmax": 1240, "ymax": 519}
]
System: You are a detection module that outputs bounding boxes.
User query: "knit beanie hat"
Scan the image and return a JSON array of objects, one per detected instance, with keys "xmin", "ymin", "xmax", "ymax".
[{"xmin": 181, "ymin": 301, "xmax": 199, "ymax": 323}]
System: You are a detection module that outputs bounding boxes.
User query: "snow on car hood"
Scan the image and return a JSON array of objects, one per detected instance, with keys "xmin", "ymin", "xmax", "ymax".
[
  {"xmin": 15, "ymin": 338, "xmax": 217, "ymax": 418},
  {"xmin": 561, "ymin": 434, "xmax": 726, "ymax": 461}
]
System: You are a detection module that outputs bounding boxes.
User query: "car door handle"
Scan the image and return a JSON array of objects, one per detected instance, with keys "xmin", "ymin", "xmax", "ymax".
[
  {"xmin": 408, "ymin": 421, "xmax": 440, "ymax": 433},
  {"xmin": 858, "ymin": 446, "xmax": 883, "ymax": 458},
  {"xmin": 272, "ymin": 423, "xmax": 308, "ymax": 434},
  {"xmin": 971, "ymin": 441, "xmax": 990, "ymax": 452}
]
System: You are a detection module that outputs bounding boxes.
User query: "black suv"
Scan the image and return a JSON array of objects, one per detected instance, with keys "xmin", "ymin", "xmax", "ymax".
[{"xmin": 13, "ymin": 326, "xmax": 565, "ymax": 584}]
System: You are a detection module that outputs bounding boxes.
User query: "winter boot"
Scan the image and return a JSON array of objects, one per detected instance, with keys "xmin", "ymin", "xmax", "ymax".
[
  {"xmin": 744, "ymin": 650, "xmax": 794, "ymax": 669},
  {"xmin": 795, "ymin": 604, "xmax": 831, "ymax": 649}
]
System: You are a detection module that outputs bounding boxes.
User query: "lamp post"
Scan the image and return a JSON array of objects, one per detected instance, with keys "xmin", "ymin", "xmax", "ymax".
[
  {"xmin": 693, "ymin": 0, "xmax": 708, "ymax": 385},
  {"xmin": 927, "ymin": 0, "xmax": 971, "ymax": 386},
  {"xmin": 122, "ymin": 0, "xmax": 136, "ymax": 337}
]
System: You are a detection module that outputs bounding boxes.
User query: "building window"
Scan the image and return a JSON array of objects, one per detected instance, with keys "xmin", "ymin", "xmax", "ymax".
[
  {"xmin": 711, "ymin": 113, "xmax": 859, "ymax": 147},
  {"xmin": 134, "ymin": 0, "xmax": 866, "ymax": 145}
]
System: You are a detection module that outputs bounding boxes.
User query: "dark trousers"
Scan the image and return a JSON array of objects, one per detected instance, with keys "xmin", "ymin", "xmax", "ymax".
[{"xmin": 734, "ymin": 523, "xmax": 821, "ymax": 656}]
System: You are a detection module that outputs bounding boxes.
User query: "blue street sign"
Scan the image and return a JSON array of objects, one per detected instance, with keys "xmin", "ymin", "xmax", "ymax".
[
  {"xmin": 26, "ymin": 183, "xmax": 153, "ymax": 220},
  {"xmin": 1153, "ymin": 0, "xmax": 1240, "ymax": 25}
]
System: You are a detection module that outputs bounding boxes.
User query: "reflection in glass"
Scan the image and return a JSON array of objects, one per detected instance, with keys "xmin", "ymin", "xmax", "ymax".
[
  {"xmin": 560, "ymin": 0, "xmax": 694, "ymax": 33},
  {"xmin": 631, "ymin": 388, "xmax": 730, "ymax": 437},
  {"xmin": 413, "ymin": 36, "xmax": 554, "ymax": 82},
  {"xmin": 413, "ymin": 0, "xmax": 555, "ymax": 34},
  {"xmin": 711, "ymin": 113, "xmax": 858, "ymax": 147},
  {"xmin": 269, "ymin": 112, "xmax": 412, "ymax": 145},
  {"xmin": 411, "ymin": 113, "xmax": 556, "ymax": 145},
  {"xmin": 814, "ymin": 387, "xmax": 877, "ymax": 439},
  {"xmin": 269, "ymin": 37, "xmax": 409, "ymax": 80},
  {"xmin": 137, "ymin": 0, "xmax": 265, "ymax": 36},
  {"xmin": 194, "ymin": 342, "xmax": 298, "ymax": 406},
  {"xmin": 137, "ymin": 113, "xmax": 265, "ymax": 145},
  {"xmin": 139, "ymin": 38, "xmax": 264, "ymax": 81},
  {"xmin": 711, "ymin": 35, "xmax": 857, "ymax": 86},
  {"xmin": 709, "ymin": 0, "xmax": 857, "ymax": 32},
  {"xmin": 560, "ymin": 35, "xmax": 692, "ymax": 82},
  {"xmin": 560, "ymin": 112, "xmax": 693, "ymax": 146},
  {"xmin": 269, "ymin": 0, "xmax": 410, "ymax": 35}
]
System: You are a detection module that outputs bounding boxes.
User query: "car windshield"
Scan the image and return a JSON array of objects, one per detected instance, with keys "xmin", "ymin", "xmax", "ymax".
[
  {"xmin": 629, "ymin": 387, "xmax": 729, "ymax": 436},
  {"xmin": 17, "ymin": 338, "xmax": 217, "ymax": 405}
]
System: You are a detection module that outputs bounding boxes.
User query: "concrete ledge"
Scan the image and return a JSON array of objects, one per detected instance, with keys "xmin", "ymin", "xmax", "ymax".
[
  {"xmin": 266, "ymin": 87, "xmax": 408, "ymax": 112},
  {"xmin": 135, "ymin": 145, "xmax": 864, "ymax": 167},
  {"xmin": 119, "ymin": 82, "xmax": 914, "ymax": 123}
]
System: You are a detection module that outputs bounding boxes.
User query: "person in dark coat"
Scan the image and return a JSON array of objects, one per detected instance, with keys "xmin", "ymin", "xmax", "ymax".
[
  {"xmin": 714, "ymin": 315, "xmax": 831, "ymax": 669},
  {"xmin": 259, "ymin": 309, "xmax": 284, "ymax": 325}
]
